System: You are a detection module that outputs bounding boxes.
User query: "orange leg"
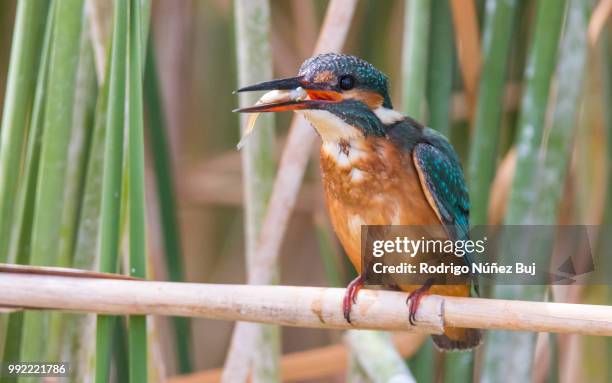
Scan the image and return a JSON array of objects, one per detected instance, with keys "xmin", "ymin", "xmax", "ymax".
[
  {"xmin": 343, "ymin": 275, "xmax": 365, "ymax": 323},
  {"xmin": 406, "ymin": 278, "xmax": 434, "ymax": 325}
]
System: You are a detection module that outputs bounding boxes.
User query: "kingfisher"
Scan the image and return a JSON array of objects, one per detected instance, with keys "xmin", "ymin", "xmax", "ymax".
[{"xmin": 235, "ymin": 53, "xmax": 482, "ymax": 350}]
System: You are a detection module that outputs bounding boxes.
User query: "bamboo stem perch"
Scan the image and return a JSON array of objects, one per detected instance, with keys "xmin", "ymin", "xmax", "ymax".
[{"xmin": 1, "ymin": 272, "xmax": 611, "ymax": 336}]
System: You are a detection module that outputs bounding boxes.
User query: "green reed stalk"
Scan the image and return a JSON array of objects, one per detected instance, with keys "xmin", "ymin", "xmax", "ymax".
[
  {"xmin": 18, "ymin": 0, "xmax": 84, "ymax": 370},
  {"xmin": 144, "ymin": 39, "xmax": 192, "ymax": 373},
  {"xmin": 234, "ymin": 0, "xmax": 278, "ymax": 381},
  {"xmin": 96, "ymin": 0, "xmax": 128, "ymax": 381},
  {"xmin": 112, "ymin": 317, "xmax": 130, "ymax": 383},
  {"xmin": 47, "ymin": 17, "xmax": 98, "ymax": 363},
  {"xmin": 128, "ymin": 0, "xmax": 148, "ymax": 381},
  {"xmin": 426, "ymin": 0, "xmax": 454, "ymax": 136},
  {"xmin": 481, "ymin": 0, "xmax": 571, "ymax": 381},
  {"xmin": 527, "ymin": 0, "xmax": 591, "ymax": 223},
  {"xmin": 56, "ymin": 34, "xmax": 98, "ymax": 272},
  {"xmin": 402, "ymin": 0, "xmax": 431, "ymax": 118},
  {"xmin": 0, "ymin": 0, "xmax": 48, "ymax": 264},
  {"xmin": 467, "ymin": 0, "xmax": 519, "ymax": 225},
  {"xmin": 0, "ymin": 1, "xmax": 54, "ymax": 366},
  {"xmin": 407, "ymin": 340, "xmax": 434, "ymax": 383},
  {"xmin": 503, "ymin": 0, "xmax": 567, "ymax": 225},
  {"xmin": 69, "ymin": 36, "xmax": 111, "ymax": 383}
]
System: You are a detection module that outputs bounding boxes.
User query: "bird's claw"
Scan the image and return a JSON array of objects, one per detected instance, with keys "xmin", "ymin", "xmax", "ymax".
[
  {"xmin": 406, "ymin": 279, "xmax": 434, "ymax": 326},
  {"xmin": 343, "ymin": 275, "xmax": 365, "ymax": 324}
]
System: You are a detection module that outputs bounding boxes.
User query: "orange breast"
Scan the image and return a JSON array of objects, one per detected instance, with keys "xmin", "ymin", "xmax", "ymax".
[
  {"xmin": 319, "ymin": 136, "xmax": 470, "ymax": 305},
  {"xmin": 319, "ymin": 137, "xmax": 441, "ymax": 271}
]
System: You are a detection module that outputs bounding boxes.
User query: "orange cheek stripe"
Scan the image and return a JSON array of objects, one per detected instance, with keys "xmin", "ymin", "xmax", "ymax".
[
  {"xmin": 306, "ymin": 89, "xmax": 343, "ymax": 101},
  {"xmin": 345, "ymin": 90, "xmax": 384, "ymax": 109},
  {"xmin": 305, "ymin": 89, "xmax": 383, "ymax": 108}
]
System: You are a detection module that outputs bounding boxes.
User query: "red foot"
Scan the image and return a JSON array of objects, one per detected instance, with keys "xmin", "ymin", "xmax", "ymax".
[
  {"xmin": 406, "ymin": 279, "xmax": 434, "ymax": 325},
  {"xmin": 343, "ymin": 275, "xmax": 365, "ymax": 323}
]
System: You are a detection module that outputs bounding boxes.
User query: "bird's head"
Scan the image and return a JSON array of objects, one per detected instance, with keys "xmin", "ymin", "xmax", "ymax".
[{"xmin": 235, "ymin": 53, "xmax": 405, "ymax": 142}]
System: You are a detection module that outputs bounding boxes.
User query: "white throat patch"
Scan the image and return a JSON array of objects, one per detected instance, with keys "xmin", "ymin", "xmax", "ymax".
[
  {"xmin": 300, "ymin": 109, "xmax": 369, "ymax": 169},
  {"xmin": 300, "ymin": 109, "xmax": 362, "ymax": 143},
  {"xmin": 299, "ymin": 107, "xmax": 400, "ymax": 176}
]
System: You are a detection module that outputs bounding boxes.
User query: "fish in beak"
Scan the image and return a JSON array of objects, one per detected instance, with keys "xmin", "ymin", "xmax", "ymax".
[{"xmin": 234, "ymin": 76, "xmax": 342, "ymax": 148}]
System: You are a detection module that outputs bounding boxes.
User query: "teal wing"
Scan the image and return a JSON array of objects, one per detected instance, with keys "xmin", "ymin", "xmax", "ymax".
[
  {"xmin": 386, "ymin": 122, "xmax": 476, "ymax": 287},
  {"xmin": 412, "ymin": 142, "xmax": 469, "ymax": 240},
  {"xmin": 412, "ymin": 136, "xmax": 478, "ymax": 293}
]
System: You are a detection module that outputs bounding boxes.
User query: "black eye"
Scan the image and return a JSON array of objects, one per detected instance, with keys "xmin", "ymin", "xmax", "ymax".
[{"xmin": 338, "ymin": 75, "xmax": 355, "ymax": 90}]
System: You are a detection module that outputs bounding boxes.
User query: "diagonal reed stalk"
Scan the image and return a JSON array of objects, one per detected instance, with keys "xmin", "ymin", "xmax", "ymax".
[
  {"xmin": 467, "ymin": 0, "xmax": 519, "ymax": 225},
  {"xmin": 128, "ymin": 0, "xmax": 148, "ymax": 381},
  {"xmin": 96, "ymin": 0, "xmax": 128, "ymax": 381},
  {"xmin": 19, "ymin": 0, "xmax": 85, "ymax": 368}
]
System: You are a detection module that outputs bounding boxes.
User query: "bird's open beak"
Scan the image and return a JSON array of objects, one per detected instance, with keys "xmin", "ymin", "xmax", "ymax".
[{"xmin": 234, "ymin": 76, "xmax": 342, "ymax": 113}]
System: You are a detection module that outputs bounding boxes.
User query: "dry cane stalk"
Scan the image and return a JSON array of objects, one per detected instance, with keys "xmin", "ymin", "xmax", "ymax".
[{"xmin": 1, "ymin": 272, "xmax": 612, "ymax": 336}]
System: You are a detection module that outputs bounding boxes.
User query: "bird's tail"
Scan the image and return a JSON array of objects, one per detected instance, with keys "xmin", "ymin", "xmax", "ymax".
[{"xmin": 432, "ymin": 327, "xmax": 483, "ymax": 351}]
